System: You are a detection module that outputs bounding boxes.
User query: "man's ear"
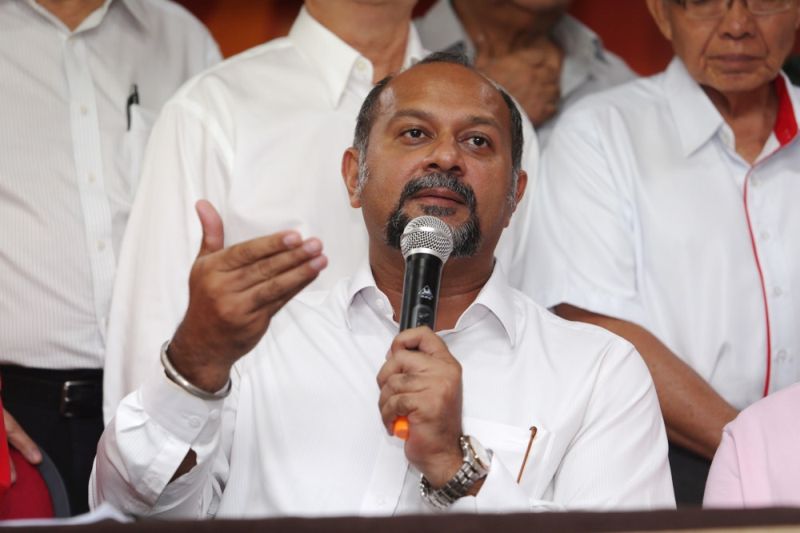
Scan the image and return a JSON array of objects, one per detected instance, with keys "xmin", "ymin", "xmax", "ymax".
[
  {"xmin": 647, "ymin": 0, "xmax": 674, "ymax": 42},
  {"xmin": 341, "ymin": 147, "xmax": 363, "ymax": 208},
  {"xmin": 504, "ymin": 169, "xmax": 528, "ymax": 228}
]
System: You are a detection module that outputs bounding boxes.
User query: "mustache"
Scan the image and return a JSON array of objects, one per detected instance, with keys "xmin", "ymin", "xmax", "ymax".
[{"xmin": 396, "ymin": 172, "xmax": 477, "ymax": 211}]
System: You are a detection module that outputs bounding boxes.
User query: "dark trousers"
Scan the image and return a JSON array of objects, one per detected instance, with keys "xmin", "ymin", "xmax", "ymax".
[
  {"xmin": 668, "ymin": 442, "xmax": 712, "ymax": 507},
  {"xmin": 1, "ymin": 365, "xmax": 104, "ymax": 515}
]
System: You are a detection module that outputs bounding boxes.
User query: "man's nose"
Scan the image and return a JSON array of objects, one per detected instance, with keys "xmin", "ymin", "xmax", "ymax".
[
  {"xmin": 424, "ymin": 135, "xmax": 464, "ymax": 176},
  {"xmin": 719, "ymin": 0, "xmax": 757, "ymax": 40}
]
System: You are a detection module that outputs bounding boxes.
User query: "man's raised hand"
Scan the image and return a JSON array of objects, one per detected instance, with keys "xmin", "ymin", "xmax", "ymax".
[{"xmin": 168, "ymin": 200, "xmax": 327, "ymax": 392}]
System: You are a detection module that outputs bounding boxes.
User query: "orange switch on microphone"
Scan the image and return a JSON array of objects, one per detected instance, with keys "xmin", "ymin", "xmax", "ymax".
[{"xmin": 393, "ymin": 416, "xmax": 409, "ymax": 440}]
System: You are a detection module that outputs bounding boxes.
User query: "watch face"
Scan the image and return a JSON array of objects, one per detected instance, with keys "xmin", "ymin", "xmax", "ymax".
[{"xmin": 465, "ymin": 435, "xmax": 492, "ymax": 470}]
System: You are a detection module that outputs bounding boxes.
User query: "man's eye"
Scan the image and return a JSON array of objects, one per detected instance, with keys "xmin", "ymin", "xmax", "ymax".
[
  {"xmin": 403, "ymin": 128, "xmax": 425, "ymax": 139},
  {"xmin": 468, "ymin": 136, "xmax": 489, "ymax": 147}
]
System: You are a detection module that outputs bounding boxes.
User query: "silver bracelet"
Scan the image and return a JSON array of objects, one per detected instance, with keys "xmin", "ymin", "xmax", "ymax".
[{"xmin": 160, "ymin": 340, "xmax": 232, "ymax": 400}]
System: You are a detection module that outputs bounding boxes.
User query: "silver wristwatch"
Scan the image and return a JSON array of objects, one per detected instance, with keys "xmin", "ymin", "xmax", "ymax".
[{"xmin": 420, "ymin": 435, "xmax": 493, "ymax": 510}]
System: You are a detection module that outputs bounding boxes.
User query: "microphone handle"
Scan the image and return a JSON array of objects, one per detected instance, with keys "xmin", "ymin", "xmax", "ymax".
[
  {"xmin": 393, "ymin": 252, "xmax": 444, "ymax": 440},
  {"xmin": 399, "ymin": 253, "xmax": 444, "ymax": 331}
]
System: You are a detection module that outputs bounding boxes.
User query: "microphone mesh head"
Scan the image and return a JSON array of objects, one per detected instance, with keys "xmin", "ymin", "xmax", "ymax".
[{"xmin": 400, "ymin": 216, "xmax": 454, "ymax": 263}]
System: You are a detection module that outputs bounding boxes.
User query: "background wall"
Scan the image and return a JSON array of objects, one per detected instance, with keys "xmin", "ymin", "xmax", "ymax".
[{"xmin": 175, "ymin": 0, "xmax": 800, "ymax": 76}]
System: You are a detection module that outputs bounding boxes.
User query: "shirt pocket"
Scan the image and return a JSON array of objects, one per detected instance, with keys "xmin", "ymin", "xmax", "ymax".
[
  {"xmin": 120, "ymin": 104, "xmax": 157, "ymax": 200},
  {"xmin": 463, "ymin": 416, "xmax": 555, "ymax": 497}
]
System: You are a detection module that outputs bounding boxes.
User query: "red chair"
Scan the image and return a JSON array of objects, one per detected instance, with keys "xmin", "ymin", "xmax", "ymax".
[{"xmin": 0, "ymin": 447, "xmax": 71, "ymax": 519}]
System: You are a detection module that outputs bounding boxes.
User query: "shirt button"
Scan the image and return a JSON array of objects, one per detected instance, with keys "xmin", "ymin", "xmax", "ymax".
[
  {"xmin": 773, "ymin": 286, "xmax": 783, "ymax": 298},
  {"xmin": 750, "ymin": 177, "xmax": 760, "ymax": 188},
  {"xmin": 188, "ymin": 416, "xmax": 201, "ymax": 428},
  {"xmin": 97, "ymin": 240, "xmax": 106, "ymax": 251},
  {"xmin": 88, "ymin": 173, "xmax": 96, "ymax": 184},
  {"xmin": 777, "ymin": 349, "xmax": 788, "ymax": 359},
  {"xmin": 356, "ymin": 58, "xmax": 368, "ymax": 72},
  {"xmin": 80, "ymin": 105, "xmax": 88, "ymax": 116},
  {"xmin": 760, "ymin": 231, "xmax": 770, "ymax": 241},
  {"xmin": 209, "ymin": 409, "xmax": 220, "ymax": 421}
]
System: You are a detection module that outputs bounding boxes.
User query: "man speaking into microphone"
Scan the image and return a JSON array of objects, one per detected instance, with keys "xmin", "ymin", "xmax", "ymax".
[{"xmin": 92, "ymin": 53, "xmax": 674, "ymax": 517}]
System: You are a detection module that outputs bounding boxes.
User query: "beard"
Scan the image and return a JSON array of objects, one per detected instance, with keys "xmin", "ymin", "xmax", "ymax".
[{"xmin": 383, "ymin": 172, "xmax": 481, "ymax": 257}]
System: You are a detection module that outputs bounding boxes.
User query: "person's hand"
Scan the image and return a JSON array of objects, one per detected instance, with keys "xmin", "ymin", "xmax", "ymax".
[
  {"xmin": 3, "ymin": 408, "xmax": 41, "ymax": 483},
  {"xmin": 377, "ymin": 327, "xmax": 464, "ymax": 487},
  {"xmin": 475, "ymin": 39, "xmax": 563, "ymax": 127},
  {"xmin": 168, "ymin": 200, "xmax": 328, "ymax": 392}
]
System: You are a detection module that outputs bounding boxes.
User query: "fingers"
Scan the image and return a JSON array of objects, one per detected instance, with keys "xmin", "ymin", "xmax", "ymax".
[
  {"xmin": 380, "ymin": 393, "xmax": 418, "ymax": 434},
  {"xmin": 376, "ymin": 347, "xmax": 432, "ymax": 389},
  {"xmin": 390, "ymin": 327, "xmax": 450, "ymax": 360},
  {"xmin": 238, "ymin": 237, "xmax": 324, "ymax": 291},
  {"xmin": 4, "ymin": 409, "xmax": 41, "ymax": 466},
  {"xmin": 378, "ymin": 372, "xmax": 425, "ymax": 408},
  {"xmin": 248, "ymin": 250, "xmax": 327, "ymax": 312},
  {"xmin": 195, "ymin": 200, "xmax": 225, "ymax": 258}
]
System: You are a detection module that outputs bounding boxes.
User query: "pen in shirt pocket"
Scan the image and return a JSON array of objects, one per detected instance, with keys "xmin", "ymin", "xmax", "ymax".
[
  {"xmin": 126, "ymin": 84, "xmax": 139, "ymax": 131},
  {"xmin": 516, "ymin": 425, "xmax": 538, "ymax": 484}
]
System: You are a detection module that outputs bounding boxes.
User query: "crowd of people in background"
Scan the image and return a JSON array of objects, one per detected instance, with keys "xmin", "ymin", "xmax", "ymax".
[{"xmin": 2, "ymin": 0, "xmax": 799, "ymax": 519}]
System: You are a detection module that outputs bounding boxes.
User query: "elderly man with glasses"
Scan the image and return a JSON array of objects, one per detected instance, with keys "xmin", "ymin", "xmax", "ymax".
[{"xmin": 527, "ymin": 0, "xmax": 800, "ymax": 505}]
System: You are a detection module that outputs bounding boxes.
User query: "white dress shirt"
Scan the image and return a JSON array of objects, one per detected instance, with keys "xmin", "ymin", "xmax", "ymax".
[
  {"xmin": 102, "ymin": 7, "xmax": 540, "ymax": 420},
  {"xmin": 527, "ymin": 58, "xmax": 800, "ymax": 410},
  {"xmin": 0, "ymin": 0, "xmax": 220, "ymax": 369},
  {"xmin": 415, "ymin": 0, "xmax": 636, "ymax": 147},
  {"xmin": 91, "ymin": 261, "xmax": 674, "ymax": 517}
]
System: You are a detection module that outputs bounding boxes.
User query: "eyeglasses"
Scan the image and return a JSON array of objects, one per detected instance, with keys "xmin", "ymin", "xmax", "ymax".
[{"xmin": 673, "ymin": 0, "xmax": 796, "ymax": 19}]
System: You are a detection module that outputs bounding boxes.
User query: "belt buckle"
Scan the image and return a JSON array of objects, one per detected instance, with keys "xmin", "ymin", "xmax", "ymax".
[{"xmin": 59, "ymin": 379, "xmax": 96, "ymax": 418}]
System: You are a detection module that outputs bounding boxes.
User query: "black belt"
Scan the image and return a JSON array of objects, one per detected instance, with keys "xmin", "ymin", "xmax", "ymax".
[{"xmin": 0, "ymin": 365, "xmax": 103, "ymax": 419}]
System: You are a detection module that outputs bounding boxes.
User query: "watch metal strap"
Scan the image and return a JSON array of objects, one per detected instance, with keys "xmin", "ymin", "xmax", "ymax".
[{"xmin": 419, "ymin": 436, "xmax": 491, "ymax": 509}]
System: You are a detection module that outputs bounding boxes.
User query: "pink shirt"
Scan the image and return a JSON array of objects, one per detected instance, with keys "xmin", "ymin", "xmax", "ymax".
[{"xmin": 704, "ymin": 382, "xmax": 800, "ymax": 507}]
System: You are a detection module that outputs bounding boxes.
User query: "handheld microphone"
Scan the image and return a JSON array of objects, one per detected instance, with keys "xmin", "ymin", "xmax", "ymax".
[{"xmin": 392, "ymin": 216, "xmax": 454, "ymax": 440}]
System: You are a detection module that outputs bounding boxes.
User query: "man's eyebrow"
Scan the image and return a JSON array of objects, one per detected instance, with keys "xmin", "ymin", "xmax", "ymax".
[
  {"xmin": 389, "ymin": 109, "xmax": 435, "ymax": 122},
  {"xmin": 389, "ymin": 109, "xmax": 502, "ymax": 130},
  {"xmin": 464, "ymin": 115, "xmax": 502, "ymax": 130}
]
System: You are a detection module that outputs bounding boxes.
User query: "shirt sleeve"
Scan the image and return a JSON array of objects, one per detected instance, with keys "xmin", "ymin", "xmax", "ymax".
[
  {"xmin": 703, "ymin": 428, "xmax": 745, "ymax": 508},
  {"xmin": 451, "ymin": 339, "xmax": 675, "ymax": 512},
  {"xmin": 90, "ymin": 371, "xmax": 236, "ymax": 517},
  {"xmin": 525, "ymin": 105, "xmax": 646, "ymax": 325},
  {"xmin": 102, "ymin": 97, "xmax": 234, "ymax": 422}
]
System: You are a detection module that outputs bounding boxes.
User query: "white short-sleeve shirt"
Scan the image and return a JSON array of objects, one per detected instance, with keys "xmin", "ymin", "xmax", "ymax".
[{"xmin": 528, "ymin": 57, "xmax": 800, "ymax": 410}]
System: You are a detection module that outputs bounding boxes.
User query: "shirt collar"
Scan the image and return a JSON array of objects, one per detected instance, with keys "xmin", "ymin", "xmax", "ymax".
[
  {"xmin": 554, "ymin": 15, "xmax": 608, "ymax": 97},
  {"xmin": 663, "ymin": 57, "xmax": 725, "ymax": 157},
  {"xmin": 289, "ymin": 6, "xmax": 427, "ymax": 109},
  {"xmin": 23, "ymin": 0, "xmax": 143, "ymax": 33},
  {"xmin": 343, "ymin": 258, "xmax": 518, "ymax": 347},
  {"xmin": 664, "ymin": 57, "xmax": 800, "ymax": 156},
  {"xmin": 118, "ymin": 0, "xmax": 147, "ymax": 29},
  {"xmin": 773, "ymin": 72, "xmax": 799, "ymax": 147},
  {"xmin": 553, "ymin": 15, "xmax": 607, "ymax": 64},
  {"xmin": 418, "ymin": 2, "xmax": 608, "ymax": 98},
  {"xmin": 417, "ymin": 0, "xmax": 476, "ymax": 59}
]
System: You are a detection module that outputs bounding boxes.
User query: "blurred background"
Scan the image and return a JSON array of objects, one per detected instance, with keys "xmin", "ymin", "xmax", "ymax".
[
  {"xmin": 172, "ymin": 1, "xmax": 672, "ymax": 75},
  {"xmin": 174, "ymin": 1, "xmax": 800, "ymax": 78}
]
